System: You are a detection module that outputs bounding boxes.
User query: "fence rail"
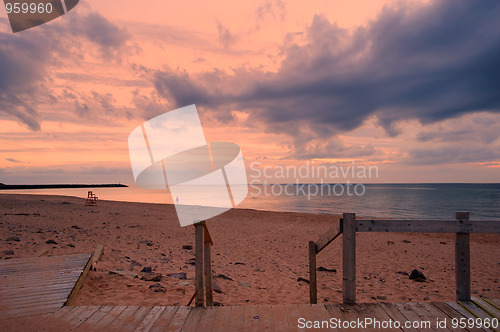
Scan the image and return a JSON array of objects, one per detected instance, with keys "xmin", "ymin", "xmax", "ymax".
[{"xmin": 309, "ymin": 212, "xmax": 500, "ymax": 304}]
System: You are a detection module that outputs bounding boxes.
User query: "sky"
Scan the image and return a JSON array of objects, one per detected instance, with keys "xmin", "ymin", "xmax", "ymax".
[{"xmin": 0, "ymin": 0, "xmax": 499, "ymax": 185}]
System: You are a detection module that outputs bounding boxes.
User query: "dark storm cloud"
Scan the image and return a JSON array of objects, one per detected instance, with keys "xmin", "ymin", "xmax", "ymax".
[
  {"xmin": 0, "ymin": 10, "xmax": 129, "ymax": 131},
  {"xmin": 151, "ymin": 0, "xmax": 500, "ymax": 157}
]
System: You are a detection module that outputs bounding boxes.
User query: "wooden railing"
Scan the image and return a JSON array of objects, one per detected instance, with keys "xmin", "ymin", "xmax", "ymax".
[
  {"xmin": 194, "ymin": 221, "xmax": 214, "ymax": 307},
  {"xmin": 309, "ymin": 212, "xmax": 500, "ymax": 305}
]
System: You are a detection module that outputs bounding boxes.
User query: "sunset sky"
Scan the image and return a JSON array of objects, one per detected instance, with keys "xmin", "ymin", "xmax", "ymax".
[{"xmin": 0, "ymin": 0, "xmax": 499, "ymax": 185}]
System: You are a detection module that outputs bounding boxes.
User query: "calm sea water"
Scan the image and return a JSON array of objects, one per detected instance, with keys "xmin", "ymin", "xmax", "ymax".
[{"xmin": 1, "ymin": 183, "xmax": 499, "ymax": 220}]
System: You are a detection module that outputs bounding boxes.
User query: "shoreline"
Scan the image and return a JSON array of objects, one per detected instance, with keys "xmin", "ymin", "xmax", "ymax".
[
  {"xmin": 0, "ymin": 193, "xmax": 498, "ymax": 306},
  {"xmin": 0, "ymin": 184, "xmax": 128, "ymax": 190}
]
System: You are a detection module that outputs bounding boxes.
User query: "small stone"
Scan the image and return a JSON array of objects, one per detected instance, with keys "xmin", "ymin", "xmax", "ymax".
[
  {"xmin": 317, "ymin": 266, "xmax": 336, "ymax": 273},
  {"xmin": 67, "ymin": 243, "xmax": 75, "ymax": 248},
  {"xmin": 141, "ymin": 267, "xmax": 153, "ymax": 273},
  {"xmin": 213, "ymin": 280, "xmax": 223, "ymax": 294},
  {"xmin": 440, "ymin": 241, "xmax": 447, "ymax": 244},
  {"xmin": 297, "ymin": 277, "xmax": 310, "ymax": 284},
  {"xmin": 387, "ymin": 241, "xmax": 395, "ymax": 245},
  {"xmin": 3, "ymin": 250, "xmax": 14, "ymax": 255},
  {"xmin": 109, "ymin": 270, "xmax": 138, "ymax": 278},
  {"xmin": 238, "ymin": 281, "xmax": 251, "ymax": 288},
  {"xmin": 182, "ymin": 245, "xmax": 193, "ymax": 250},
  {"xmin": 167, "ymin": 272, "xmax": 187, "ymax": 280},
  {"xmin": 71, "ymin": 225, "xmax": 81, "ymax": 229},
  {"xmin": 131, "ymin": 260, "xmax": 142, "ymax": 267},
  {"xmin": 214, "ymin": 302, "xmax": 223, "ymax": 306},
  {"xmin": 395, "ymin": 271, "xmax": 409, "ymax": 276},
  {"xmin": 234, "ymin": 262, "xmax": 246, "ymax": 265},
  {"xmin": 149, "ymin": 283, "xmax": 166, "ymax": 293},
  {"xmin": 6, "ymin": 236, "xmax": 20, "ymax": 242},
  {"xmin": 215, "ymin": 274, "xmax": 233, "ymax": 281},
  {"xmin": 409, "ymin": 269, "xmax": 427, "ymax": 282},
  {"xmin": 424, "ymin": 296, "xmax": 431, "ymax": 301},
  {"xmin": 402, "ymin": 240, "xmax": 411, "ymax": 243},
  {"xmin": 141, "ymin": 273, "xmax": 162, "ymax": 282},
  {"xmin": 376, "ymin": 295, "xmax": 387, "ymax": 301},
  {"xmin": 255, "ymin": 268, "xmax": 265, "ymax": 272},
  {"xmin": 45, "ymin": 239, "xmax": 58, "ymax": 245}
]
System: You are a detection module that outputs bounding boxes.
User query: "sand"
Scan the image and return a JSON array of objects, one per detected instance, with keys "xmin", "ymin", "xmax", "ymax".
[{"xmin": 1, "ymin": 193, "xmax": 499, "ymax": 307}]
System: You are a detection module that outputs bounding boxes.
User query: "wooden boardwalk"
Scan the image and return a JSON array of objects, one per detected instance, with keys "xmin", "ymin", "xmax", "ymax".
[
  {"xmin": 0, "ymin": 254, "xmax": 91, "ymax": 319},
  {"xmin": 45, "ymin": 299, "xmax": 500, "ymax": 331}
]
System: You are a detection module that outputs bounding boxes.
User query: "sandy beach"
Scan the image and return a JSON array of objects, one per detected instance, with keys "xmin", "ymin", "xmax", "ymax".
[{"xmin": 1, "ymin": 193, "xmax": 499, "ymax": 307}]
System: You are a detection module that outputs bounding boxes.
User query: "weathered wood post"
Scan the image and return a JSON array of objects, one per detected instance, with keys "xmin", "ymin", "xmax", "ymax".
[
  {"xmin": 342, "ymin": 213, "xmax": 356, "ymax": 304},
  {"xmin": 455, "ymin": 212, "xmax": 471, "ymax": 301},
  {"xmin": 194, "ymin": 221, "xmax": 205, "ymax": 307},
  {"xmin": 309, "ymin": 241, "xmax": 317, "ymax": 304},
  {"xmin": 204, "ymin": 223, "xmax": 214, "ymax": 306}
]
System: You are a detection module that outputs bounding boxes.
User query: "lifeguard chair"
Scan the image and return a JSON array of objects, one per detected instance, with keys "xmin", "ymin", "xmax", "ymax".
[{"xmin": 85, "ymin": 191, "xmax": 98, "ymax": 206}]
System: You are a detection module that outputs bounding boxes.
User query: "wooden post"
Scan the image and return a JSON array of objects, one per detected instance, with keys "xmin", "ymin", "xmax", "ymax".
[
  {"xmin": 204, "ymin": 223, "xmax": 214, "ymax": 306},
  {"xmin": 455, "ymin": 212, "xmax": 471, "ymax": 301},
  {"xmin": 309, "ymin": 241, "xmax": 317, "ymax": 304},
  {"xmin": 194, "ymin": 221, "xmax": 205, "ymax": 307},
  {"xmin": 343, "ymin": 213, "xmax": 356, "ymax": 304}
]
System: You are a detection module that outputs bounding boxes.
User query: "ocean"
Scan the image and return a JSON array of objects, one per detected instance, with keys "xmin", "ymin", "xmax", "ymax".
[{"xmin": 1, "ymin": 183, "xmax": 499, "ymax": 220}]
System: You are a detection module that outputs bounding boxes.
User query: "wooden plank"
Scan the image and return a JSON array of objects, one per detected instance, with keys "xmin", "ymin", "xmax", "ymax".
[
  {"xmin": 92, "ymin": 305, "xmax": 127, "ymax": 329},
  {"xmin": 0, "ymin": 286, "xmax": 75, "ymax": 300},
  {"xmin": 194, "ymin": 306, "xmax": 217, "ymax": 332},
  {"xmin": 210, "ymin": 305, "xmax": 232, "ymax": 332},
  {"xmin": 0, "ymin": 254, "xmax": 90, "ymax": 266},
  {"xmin": 256, "ymin": 305, "xmax": 276, "ymax": 331},
  {"xmin": 57, "ymin": 305, "xmax": 88, "ymax": 324},
  {"xmin": 79, "ymin": 306, "xmax": 115, "ymax": 329},
  {"xmin": 445, "ymin": 302, "xmax": 476, "ymax": 319},
  {"xmin": 364, "ymin": 303, "xmax": 401, "ymax": 331},
  {"xmin": 132, "ymin": 306, "xmax": 163, "ymax": 332},
  {"xmin": 356, "ymin": 219, "xmax": 499, "ymax": 233},
  {"xmin": 195, "ymin": 223, "xmax": 205, "ymax": 307},
  {"xmin": 180, "ymin": 306, "xmax": 204, "ymax": 332},
  {"xmin": 204, "ymin": 239, "xmax": 213, "ymax": 307},
  {"xmin": 400, "ymin": 302, "xmax": 437, "ymax": 331},
  {"xmin": 68, "ymin": 306, "xmax": 101, "ymax": 327},
  {"xmin": 243, "ymin": 304, "xmax": 260, "ymax": 332},
  {"xmin": 458, "ymin": 301, "xmax": 493, "ymax": 320},
  {"xmin": 309, "ymin": 241, "xmax": 317, "ymax": 304},
  {"xmin": 116, "ymin": 306, "xmax": 153, "ymax": 331},
  {"xmin": 324, "ymin": 303, "xmax": 349, "ymax": 321},
  {"xmin": 149, "ymin": 306, "xmax": 179, "ymax": 332},
  {"xmin": 295, "ymin": 304, "xmax": 332, "ymax": 331},
  {"xmin": 315, "ymin": 223, "xmax": 341, "ymax": 253},
  {"xmin": 484, "ymin": 298, "xmax": 500, "ymax": 311},
  {"xmin": 90, "ymin": 244, "xmax": 104, "ymax": 270},
  {"xmin": 418, "ymin": 303, "xmax": 460, "ymax": 332},
  {"xmin": 65, "ymin": 246, "xmax": 104, "ymax": 306},
  {"xmin": 107, "ymin": 306, "xmax": 140, "ymax": 330},
  {"xmin": 203, "ymin": 222, "xmax": 213, "ymax": 245},
  {"xmin": 342, "ymin": 213, "xmax": 356, "ymax": 304},
  {"xmin": 165, "ymin": 306, "xmax": 191, "ymax": 331},
  {"xmin": 270, "ymin": 305, "xmax": 290, "ymax": 332},
  {"xmin": 284, "ymin": 304, "xmax": 304, "ymax": 331},
  {"xmin": 455, "ymin": 212, "xmax": 471, "ymax": 301},
  {"xmin": 0, "ymin": 305, "xmax": 62, "ymax": 320},
  {"xmin": 472, "ymin": 297, "xmax": 500, "ymax": 320},
  {"xmin": 227, "ymin": 305, "xmax": 245, "ymax": 332},
  {"xmin": 379, "ymin": 302, "xmax": 419, "ymax": 332}
]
